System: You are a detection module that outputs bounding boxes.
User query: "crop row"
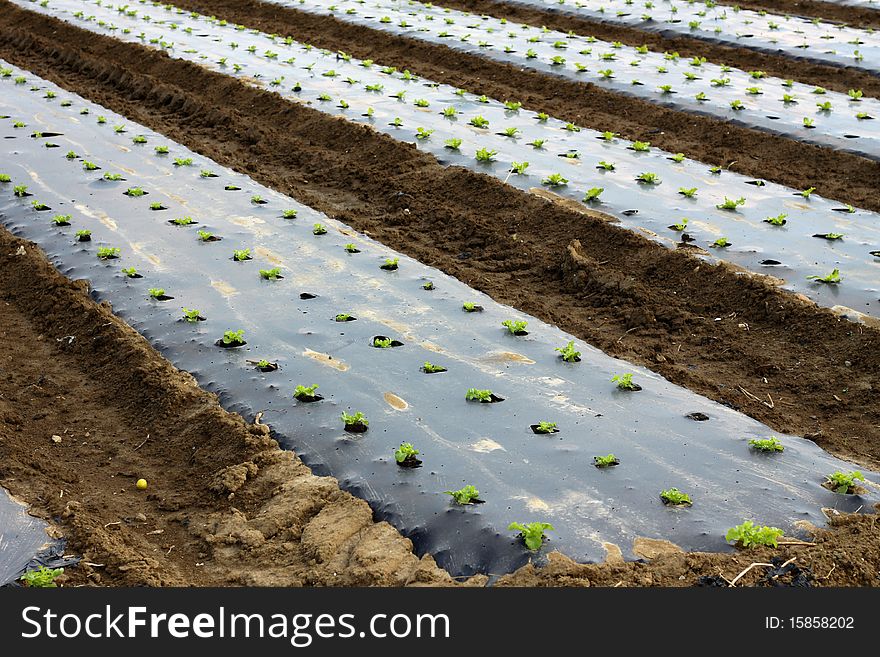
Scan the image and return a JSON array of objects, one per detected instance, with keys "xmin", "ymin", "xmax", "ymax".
[
  {"xmin": 17, "ymin": 0, "xmax": 880, "ymax": 321},
  {"xmin": 280, "ymin": 0, "xmax": 880, "ymax": 160},
  {"xmin": 494, "ymin": 0, "xmax": 880, "ymax": 72},
  {"xmin": 4, "ymin": 60, "xmax": 874, "ymax": 572}
]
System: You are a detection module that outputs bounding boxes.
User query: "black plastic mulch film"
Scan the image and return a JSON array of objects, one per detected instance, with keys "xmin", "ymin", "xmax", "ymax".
[
  {"xmin": 13, "ymin": 0, "xmax": 880, "ymax": 322},
  {"xmin": 1, "ymin": 62, "xmax": 876, "ymax": 577}
]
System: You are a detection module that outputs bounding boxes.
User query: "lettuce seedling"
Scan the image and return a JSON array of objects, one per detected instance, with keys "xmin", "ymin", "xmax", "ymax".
[
  {"xmin": 335, "ymin": 313, "xmax": 355, "ymax": 322},
  {"xmin": 581, "ymin": 187, "xmax": 603, "ymax": 203},
  {"xmin": 469, "ymin": 116, "xmax": 489, "ymax": 129},
  {"xmin": 122, "ymin": 267, "xmax": 140, "ymax": 279},
  {"xmin": 415, "ymin": 127, "xmax": 434, "ymax": 140},
  {"xmin": 233, "ymin": 249, "xmax": 251, "ymax": 261},
  {"xmin": 13, "ymin": 184, "xmax": 29, "ymax": 197},
  {"xmin": 612, "ymin": 373, "xmax": 640, "ymax": 390},
  {"xmin": 825, "ymin": 470, "xmax": 865, "ymax": 494},
  {"xmin": 597, "ymin": 160, "xmax": 615, "ymax": 171},
  {"xmin": 293, "ymin": 384, "xmax": 320, "ymax": 401},
  {"xmin": 422, "ymin": 361, "xmax": 447, "ymax": 374},
  {"xmin": 171, "ymin": 216, "xmax": 196, "ymax": 226},
  {"xmin": 132, "ymin": 135, "xmax": 147, "ymax": 144},
  {"xmin": 380, "ymin": 257, "xmax": 399, "ymax": 271},
  {"xmin": 0, "ymin": 174, "xmax": 10, "ymax": 183},
  {"xmin": 343, "ymin": 243, "xmax": 360, "ymax": 253},
  {"xmin": 341, "ymin": 410, "xmax": 369, "ymax": 431},
  {"xmin": 260, "ymin": 268, "xmax": 282, "ymax": 280},
  {"xmin": 65, "ymin": 150, "xmax": 78, "ymax": 160},
  {"xmin": 660, "ymin": 488, "xmax": 692, "ymax": 506},
  {"xmin": 800, "ymin": 187, "xmax": 817, "ymax": 198},
  {"xmin": 716, "ymin": 196, "xmax": 745, "ymax": 210},
  {"xmin": 636, "ymin": 172, "xmax": 660, "ymax": 184},
  {"xmin": 807, "ymin": 268, "xmax": 841, "ymax": 284},
  {"xmin": 31, "ymin": 200, "xmax": 50, "ymax": 211},
  {"xmin": 125, "ymin": 187, "xmax": 146, "ymax": 197},
  {"xmin": 182, "ymin": 308, "xmax": 203, "ymax": 322},
  {"xmin": 155, "ymin": 146, "xmax": 169, "ymax": 155},
  {"xmin": 534, "ymin": 421, "xmax": 558, "ymax": 434},
  {"xmin": 711, "ymin": 237, "xmax": 731, "ymax": 248},
  {"xmin": 422, "ymin": 281, "xmax": 435, "ymax": 290},
  {"xmin": 444, "ymin": 138, "xmax": 462, "ymax": 150},
  {"xmin": 542, "ymin": 173, "xmax": 568, "ymax": 187},
  {"xmin": 394, "ymin": 442, "xmax": 421, "ymax": 467},
  {"xmin": 97, "ymin": 247, "xmax": 120, "ymax": 259},
  {"xmin": 462, "ymin": 302, "xmax": 483, "ymax": 313},
  {"xmin": 725, "ymin": 521, "xmax": 783, "ymax": 548},
  {"xmin": 630, "ymin": 140, "xmax": 651, "ymax": 152},
  {"xmin": 445, "ymin": 485, "xmax": 482, "ymax": 505},
  {"xmin": 465, "ymin": 388, "xmax": 493, "ymax": 402},
  {"xmin": 764, "ymin": 213, "xmax": 787, "ymax": 226},
  {"xmin": 313, "ymin": 223, "xmax": 327, "ymax": 235},
  {"xmin": 221, "ymin": 330, "xmax": 246, "ymax": 346},
  {"xmin": 82, "ymin": 161, "xmax": 100, "ymax": 171},
  {"xmin": 76, "ymin": 230, "xmax": 92, "ymax": 241},
  {"xmin": 593, "ymin": 454, "xmax": 620, "ymax": 468},
  {"xmin": 813, "ymin": 233, "xmax": 843, "ymax": 240},
  {"xmin": 52, "ymin": 214, "xmax": 71, "ymax": 226},
  {"xmin": 555, "ymin": 341, "xmax": 581, "ymax": 362},
  {"xmin": 678, "ymin": 187, "xmax": 697, "ymax": 198},
  {"xmin": 502, "ymin": 319, "xmax": 528, "ymax": 335},
  {"xmin": 282, "ymin": 209, "xmax": 298, "ymax": 219},
  {"xmin": 475, "ymin": 148, "xmax": 498, "ymax": 162},
  {"xmin": 20, "ymin": 566, "xmax": 64, "ymax": 588},
  {"xmin": 508, "ymin": 521, "xmax": 554, "ymax": 550},
  {"xmin": 510, "ymin": 161, "xmax": 530, "ymax": 175},
  {"xmin": 669, "ymin": 218, "xmax": 688, "ymax": 231},
  {"xmin": 373, "ymin": 337, "xmax": 393, "ymax": 348},
  {"xmin": 173, "ymin": 157, "xmax": 193, "ymax": 167},
  {"xmin": 749, "ymin": 437, "xmax": 784, "ymax": 452},
  {"xmin": 148, "ymin": 287, "xmax": 168, "ymax": 300}
]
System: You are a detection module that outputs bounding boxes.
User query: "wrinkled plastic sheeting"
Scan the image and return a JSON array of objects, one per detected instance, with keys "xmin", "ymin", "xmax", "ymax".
[
  {"xmin": 1, "ymin": 64, "xmax": 877, "ymax": 576},
  {"xmin": 13, "ymin": 2, "xmax": 880, "ymax": 321},
  {"xmin": 495, "ymin": 0, "xmax": 880, "ymax": 74},
  {"xmin": 281, "ymin": 0, "xmax": 880, "ymax": 161},
  {"xmin": 0, "ymin": 488, "xmax": 53, "ymax": 585}
]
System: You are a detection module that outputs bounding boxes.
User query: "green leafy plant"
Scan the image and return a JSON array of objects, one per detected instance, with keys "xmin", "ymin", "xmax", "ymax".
[
  {"xmin": 636, "ymin": 172, "xmax": 659, "ymax": 184},
  {"xmin": 233, "ymin": 249, "xmax": 251, "ymax": 262},
  {"xmin": 469, "ymin": 115, "xmax": 489, "ymax": 129},
  {"xmin": 582, "ymin": 187, "xmax": 603, "ymax": 202},
  {"xmin": 725, "ymin": 521, "xmax": 784, "ymax": 548},
  {"xmin": 96, "ymin": 247, "xmax": 120, "ymax": 259},
  {"xmin": 154, "ymin": 146, "xmax": 169, "ymax": 155},
  {"xmin": 260, "ymin": 267, "xmax": 282, "ymax": 280},
  {"xmin": 612, "ymin": 373, "xmax": 639, "ymax": 390},
  {"xmin": 807, "ymin": 268, "xmax": 841, "ymax": 284},
  {"xmin": 20, "ymin": 566, "xmax": 64, "ymax": 588},
  {"xmin": 444, "ymin": 137, "xmax": 462, "ymax": 150},
  {"xmin": 445, "ymin": 485, "xmax": 482, "ymax": 505},
  {"xmin": 52, "ymin": 214, "xmax": 71, "ymax": 226},
  {"xmin": 800, "ymin": 187, "xmax": 817, "ymax": 199},
  {"xmin": 341, "ymin": 410, "xmax": 369, "ymax": 428},
  {"xmin": 148, "ymin": 287, "xmax": 167, "ymax": 299},
  {"xmin": 380, "ymin": 257, "xmax": 399, "ymax": 271},
  {"xmin": 542, "ymin": 173, "xmax": 568, "ymax": 187},
  {"xmin": 313, "ymin": 223, "xmax": 328, "ymax": 235},
  {"xmin": 678, "ymin": 187, "xmax": 697, "ymax": 198},
  {"xmin": 222, "ymin": 330, "xmax": 246, "ymax": 346},
  {"xmin": 171, "ymin": 216, "xmax": 195, "ymax": 226},
  {"xmin": 555, "ymin": 341, "xmax": 581, "ymax": 362},
  {"xmin": 173, "ymin": 157, "xmax": 193, "ymax": 167},
  {"xmin": 0, "ymin": 174, "xmax": 10, "ymax": 183},
  {"xmin": 630, "ymin": 140, "xmax": 651, "ymax": 152},
  {"xmin": 394, "ymin": 443, "xmax": 421, "ymax": 465},
  {"xmin": 121, "ymin": 267, "xmax": 139, "ymax": 278},
  {"xmin": 182, "ymin": 308, "xmax": 203, "ymax": 323},
  {"xmin": 75, "ymin": 230, "xmax": 91, "ymax": 241},
  {"xmin": 125, "ymin": 187, "xmax": 146, "ymax": 197},
  {"xmin": 465, "ymin": 388, "xmax": 493, "ymax": 402},
  {"xmin": 293, "ymin": 384, "xmax": 320, "ymax": 401},
  {"xmin": 824, "ymin": 470, "xmax": 865, "ymax": 494},
  {"xmin": 749, "ymin": 437, "xmax": 784, "ymax": 452},
  {"xmin": 508, "ymin": 521, "xmax": 553, "ymax": 551},
  {"xmin": 593, "ymin": 454, "xmax": 620, "ymax": 468},
  {"xmin": 422, "ymin": 361, "xmax": 447, "ymax": 374},
  {"xmin": 660, "ymin": 488, "xmax": 692, "ymax": 506},
  {"xmin": 475, "ymin": 147, "xmax": 498, "ymax": 162},
  {"xmin": 534, "ymin": 421, "xmax": 558, "ymax": 434},
  {"xmin": 764, "ymin": 213, "xmax": 788, "ymax": 226},
  {"xmin": 597, "ymin": 160, "xmax": 615, "ymax": 171},
  {"xmin": 711, "ymin": 237, "xmax": 731, "ymax": 248},
  {"xmin": 13, "ymin": 184, "xmax": 29, "ymax": 197},
  {"xmin": 372, "ymin": 337, "xmax": 393, "ymax": 348},
  {"xmin": 502, "ymin": 319, "xmax": 528, "ymax": 335},
  {"xmin": 716, "ymin": 196, "xmax": 746, "ymax": 210}
]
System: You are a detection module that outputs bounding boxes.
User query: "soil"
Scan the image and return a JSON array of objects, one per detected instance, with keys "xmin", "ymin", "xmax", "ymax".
[{"xmin": 0, "ymin": 1, "xmax": 879, "ymax": 587}]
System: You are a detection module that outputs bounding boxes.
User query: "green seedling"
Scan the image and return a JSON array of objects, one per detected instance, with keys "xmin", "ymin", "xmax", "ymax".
[
  {"xmin": 20, "ymin": 566, "xmax": 64, "ymax": 588},
  {"xmin": 154, "ymin": 146, "xmax": 169, "ymax": 154},
  {"xmin": 669, "ymin": 152, "xmax": 685, "ymax": 163},
  {"xmin": 341, "ymin": 410, "xmax": 369, "ymax": 428},
  {"xmin": 678, "ymin": 187, "xmax": 698, "ymax": 198},
  {"xmin": 636, "ymin": 172, "xmax": 659, "ymax": 184},
  {"xmin": 670, "ymin": 218, "xmax": 689, "ymax": 231},
  {"xmin": 729, "ymin": 99, "xmax": 744, "ymax": 110},
  {"xmin": 711, "ymin": 237, "xmax": 731, "ymax": 248},
  {"xmin": 422, "ymin": 281, "xmax": 435, "ymax": 290},
  {"xmin": 148, "ymin": 288, "xmax": 167, "ymax": 299},
  {"xmin": 125, "ymin": 187, "xmax": 146, "ymax": 197},
  {"xmin": 725, "ymin": 521, "xmax": 784, "ymax": 548},
  {"xmin": 171, "ymin": 216, "xmax": 195, "ymax": 226},
  {"xmin": 103, "ymin": 172, "xmax": 123, "ymax": 181},
  {"xmin": 542, "ymin": 173, "xmax": 568, "ymax": 187},
  {"xmin": 593, "ymin": 453, "xmax": 620, "ymax": 468},
  {"xmin": 824, "ymin": 470, "xmax": 865, "ymax": 494},
  {"xmin": 764, "ymin": 213, "xmax": 787, "ymax": 226},
  {"xmin": 462, "ymin": 302, "xmax": 482, "ymax": 313},
  {"xmin": 182, "ymin": 308, "xmax": 203, "ymax": 323},
  {"xmin": 660, "ymin": 488, "xmax": 692, "ymax": 506},
  {"xmin": 65, "ymin": 150, "xmax": 78, "ymax": 160},
  {"xmin": 97, "ymin": 116, "xmax": 107, "ymax": 124},
  {"xmin": 465, "ymin": 388, "xmax": 493, "ymax": 402},
  {"xmin": 173, "ymin": 157, "xmax": 193, "ymax": 167},
  {"xmin": 749, "ymin": 437, "xmax": 784, "ymax": 452},
  {"xmin": 132, "ymin": 135, "xmax": 147, "ymax": 144},
  {"xmin": 469, "ymin": 116, "xmax": 489, "ymax": 129},
  {"xmin": 313, "ymin": 223, "xmax": 328, "ymax": 235},
  {"xmin": 121, "ymin": 267, "xmax": 140, "ymax": 278},
  {"xmin": 75, "ymin": 230, "xmax": 92, "ymax": 241},
  {"xmin": 82, "ymin": 161, "xmax": 99, "ymax": 171},
  {"xmin": 415, "ymin": 127, "xmax": 434, "ymax": 141},
  {"xmin": 394, "ymin": 443, "xmax": 420, "ymax": 465},
  {"xmin": 510, "ymin": 161, "xmax": 530, "ymax": 175},
  {"xmin": 96, "ymin": 247, "xmax": 120, "ymax": 259},
  {"xmin": 31, "ymin": 200, "xmax": 50, "ymax": 211},
  {"xmin": 596, "ymin": 160, "xmax": 615, "ymax": 171},
  {"xmin": 717, "ymin": 196, "xmax": 746, "ymax": 210},
  {"xmin": 502, "ymin": 319, "xmax": 528, "ymax": 335},
  {"xmin": 630, "ymin": 140, "xmax": 651, "ymax": 152},
  {"xmin": 259, "ymin": 268, "xmax": 282, "ymax": 280},
  {"xmin": 612, "ymin": 373, "xmax": 640, "ymax": 390},
  {"xmin": 373, "ymin": 337, "xmax": 393, "ymax": 348},
  {"xmin": 800, "ymin": 187, "xmax": 817, "ymax": 199},
  {"xmin": 380, "ymin": 257, "xmax": 399, "ymax": 271},
  {"xmin": 334, "ymin": 313, "xmax": 354, "ymax": 322},
  {"xmin": 233, "ymin": 249, "xmax": 251, "ymax": 261},
  {"xmin": 475, "ymin": 148, "xmax": 498, "ymax": 162},
  {"xmin": 534, "ymin": 421, "xmax": 558, "ymax": 434},
  {"xmin": 444, "ymin": 137, "xmax": 462, "ymax": 150},
  {"xmin": 0, "ymin": 174, "xmax": 10, "ymax": 183},
  {"xmin": 293, "ymin": 384, "xmax": 320, "ymax": 401},
  {"xmin": 508, "ymin": 522, "xmax": 554, "ymax": 551},
  {"xmin": 807, "ymin": 268, "xmax": 841, "ymax": 284},
  {"xmin": 197, "ymin": 230, "xmax": 219, "ymax": 242},
  {"xmin": 422, "ymin": 361, "xmax": 447, "ymax": 374},
  {"xmin": 555, "ymin": 341, "xmax": 581, "ymax": 362},
  {"xmin": 582, "ymin": 187, "xmax": 603, "ymax": 202},
  {"xmin": 814, "ymin": 233, "xmax": 843, "ymax": 240},
  {"xmin": 52, "ymin": 214, "xmax": 71, "ymax": 226},
  {"xmin": 445, "ymin": 485, "xmax": 482, "ymax": 505},
  {"xmin": 221, "ymin": 330, "xmax": 246, "ymax": 346}
]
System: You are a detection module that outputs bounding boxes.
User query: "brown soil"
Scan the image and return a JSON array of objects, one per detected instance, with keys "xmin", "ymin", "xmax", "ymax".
[
  {"xmin": 159, "ymin": 0, "xmax": 880, "ymax": 214},
  {"xmin": 0, "ymin": 1, "xmax": 879, "ymax": 587},
  {"xmin": 428, "ymin": 0, "xmax": 880, "ymax": 95}
]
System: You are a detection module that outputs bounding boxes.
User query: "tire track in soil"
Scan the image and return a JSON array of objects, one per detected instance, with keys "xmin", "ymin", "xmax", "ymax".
[
  {"xmin": 161, "ymin": 0, "xmax": 880, "ymax": 215},
  {"xmin": 0, "ymin": 2, "xmax": 878, "ymax": 470}
]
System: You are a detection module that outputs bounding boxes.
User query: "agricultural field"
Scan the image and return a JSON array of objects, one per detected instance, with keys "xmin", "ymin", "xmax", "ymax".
[{"xmin": 0, "ymin": 0, "xmax": 878, "ymax": 591}]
